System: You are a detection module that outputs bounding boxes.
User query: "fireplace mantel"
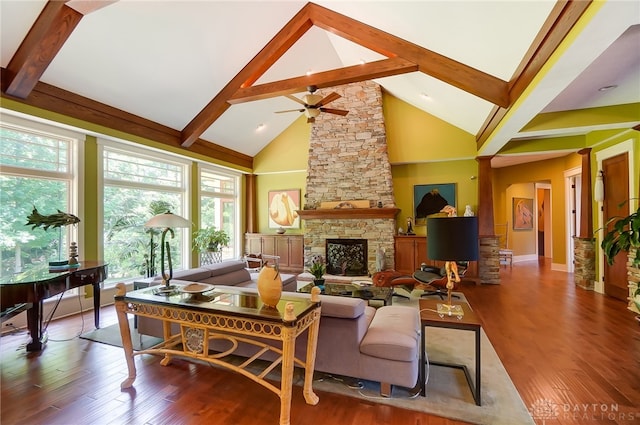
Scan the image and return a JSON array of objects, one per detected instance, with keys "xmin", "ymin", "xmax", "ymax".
[{"xmin": 297, "ymin": 208, "xmax": 400, "ymax": 220}]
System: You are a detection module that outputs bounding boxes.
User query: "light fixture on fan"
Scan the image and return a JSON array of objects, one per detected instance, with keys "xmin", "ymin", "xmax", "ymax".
[
  {"xmin": 274, "ymin": 85, "xmax": 349, "ymax": 123},
  {"xmin": 305, "ymin": 108, "xmax": 321, "ymax": 119}
]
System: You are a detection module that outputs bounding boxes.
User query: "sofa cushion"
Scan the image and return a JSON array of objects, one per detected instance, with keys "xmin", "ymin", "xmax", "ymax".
[
  {"xmin": 203, "ymin": 260, "xmax": 247, "ymax": 276},
  {"xmin": 200, "ymin": 268, "xmax": 251, "ymax": 286},
  {"xmin": 359, "ymin": 306, "xmax": 419, "ymax": 362},
  {"xmin": 318, "ymin": 295, "xmax": 366, "ymax": 319},
  {"xmin": 171, "ymin": 267, "xmax": 213, "ymax": 281}
]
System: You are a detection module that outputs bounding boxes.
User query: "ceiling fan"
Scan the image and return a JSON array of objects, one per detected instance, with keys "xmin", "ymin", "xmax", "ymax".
[{"xmin": 275, "ymin": 85, "xmax": 349, "ymax": 123}]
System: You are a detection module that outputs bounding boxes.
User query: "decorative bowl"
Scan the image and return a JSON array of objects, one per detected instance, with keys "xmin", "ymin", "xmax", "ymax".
[{"xmin": 180, "ymin": 283, "xmax": 215, "ymax": 294}]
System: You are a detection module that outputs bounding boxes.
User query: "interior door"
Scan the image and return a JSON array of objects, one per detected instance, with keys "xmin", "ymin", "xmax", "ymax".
[{"xmin": 603, "ymin": 153, "xmax": 629, "ymax": 301}]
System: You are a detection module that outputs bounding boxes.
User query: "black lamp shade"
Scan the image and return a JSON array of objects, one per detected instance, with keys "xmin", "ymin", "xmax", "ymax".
[{"xmin": 427, "ymin": 216, "xmax": 479, "ymax": 261}]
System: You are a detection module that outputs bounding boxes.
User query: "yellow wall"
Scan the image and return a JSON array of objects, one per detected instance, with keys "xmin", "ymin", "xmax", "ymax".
[
  {"xmin": 382, "ymin": 91, "xmax": 477, "ymax": 163},
  {"xmin": 253, "ymin": 115, "xmax": 310, "ymax": 174},
  {"xmin": 252, "ymin": 115, "xmax": 310, "ymax": 233},
  {"xmin": 392, "ymin": 160, "xmax": 479, "ymax": 236}
]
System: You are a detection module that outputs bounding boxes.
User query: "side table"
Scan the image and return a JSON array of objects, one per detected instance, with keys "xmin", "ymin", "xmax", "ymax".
[{"xmin": 419, "ymin": 298, "xmax": 483, "ymax": 406}]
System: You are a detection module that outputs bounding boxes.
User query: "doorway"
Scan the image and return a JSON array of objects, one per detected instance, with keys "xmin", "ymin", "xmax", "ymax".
[{"xmin": 536, "ymin": 184, "xmax": 551, "ymax": 260}]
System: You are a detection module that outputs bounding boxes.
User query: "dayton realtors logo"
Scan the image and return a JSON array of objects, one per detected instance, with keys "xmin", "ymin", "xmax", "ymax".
[{"xmin": 529, "ymin": 399, "xmax": 639, "ymax": 423}]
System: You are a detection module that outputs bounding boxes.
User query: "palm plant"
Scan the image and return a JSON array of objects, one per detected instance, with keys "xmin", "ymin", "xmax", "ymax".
[{"xmin": 601, "ymin": 200, "xmax": 640, "ymax": 300}]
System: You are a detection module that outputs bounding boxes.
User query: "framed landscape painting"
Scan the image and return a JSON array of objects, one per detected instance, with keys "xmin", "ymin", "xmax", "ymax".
[
  {"xmin": 513, "ymin": 197, "xmax": 534, "ymax": 230},
  {"xmin": 413, "ymin": 183, "xmax": 456, "ymax": 226},
  {"xmin": 268, "ymin": 189, "xmax": 300, "ymax": 229}
]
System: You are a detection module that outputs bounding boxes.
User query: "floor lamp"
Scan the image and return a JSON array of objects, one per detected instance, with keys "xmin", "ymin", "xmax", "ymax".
[
  {"xmin": 427, "ymin": 216, "xmax": 479, "ymax": 316},
  {"xmin": 144, "ymin": 211, "xmax": 191, "ymax": 291}
]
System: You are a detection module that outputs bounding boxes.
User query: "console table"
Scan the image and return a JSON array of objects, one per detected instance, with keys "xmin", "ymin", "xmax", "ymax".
[
  {"xmin": 114, "ymin": 283, "xmax": 322, "ymax": 425},
  {"xmin": 0, "ymin": 261, "xmax": 108, "ymax": 352}
]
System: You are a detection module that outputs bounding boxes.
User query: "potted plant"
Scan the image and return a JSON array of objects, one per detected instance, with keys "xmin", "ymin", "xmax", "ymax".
[
  {"xmin": 192, "ymin": 227, "xmax": 230, "ymax": 253},
  {"xmin": 308, "ymin": 255, "xmax": 326, "ymax": 286},
  {"xmin": 601, "ymin": 201, "xmax": 640, "ymax": 309}
]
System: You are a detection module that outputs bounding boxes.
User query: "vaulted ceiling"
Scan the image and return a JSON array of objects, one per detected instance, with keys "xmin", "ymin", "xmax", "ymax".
[{"xmin": 1, "ymin": 1, "xmax": 639, "ymax": 170}]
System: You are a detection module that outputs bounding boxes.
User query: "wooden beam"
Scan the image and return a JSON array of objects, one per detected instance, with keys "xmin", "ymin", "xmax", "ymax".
[
  {"xmin": 307, "ymin": 3, "xmax": 510, "ymax": 108},
  {"xmin": 180, "ymin": 4, "xmax": 314, "ymax": 147},
  {"xmin": 65, "ymin": 0, "xmax": 118, "ymax": 15},
  {"xmin": 476, "ymin": 0, "xmax": 592, "ymax": 150},
  {"xmin": 228, "ymin": 58, "xmax": 417, "ymax": 104},
  {"xmin": 0, "ymin": 68, "xmax": 253, "ymax": 170},
  {"xmin": 4, "ymin": 2, "xmax": 83, "ymax": 99}
]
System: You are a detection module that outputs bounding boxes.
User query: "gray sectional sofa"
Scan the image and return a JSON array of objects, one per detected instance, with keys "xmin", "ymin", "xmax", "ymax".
[{"xmin": 135, "ymin": 260, "xmax": 420, "ymax": 395}]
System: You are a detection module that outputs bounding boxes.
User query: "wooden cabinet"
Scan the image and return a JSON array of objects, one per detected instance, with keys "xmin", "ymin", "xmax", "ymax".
[
  {"xmin": 394, "ymin": 236, "xmax": 428, "ymax": 275},
  {"xmin": 244, "ymin": 233, "xmax": 304, "ymax": 273},
  {"xmin": 394, "ymin": 235, "xmax": 477, "ymax": 279}
]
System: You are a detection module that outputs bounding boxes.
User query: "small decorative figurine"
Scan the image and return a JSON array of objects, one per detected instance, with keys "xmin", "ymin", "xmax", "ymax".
[
  {"xmin": 406, "ymin": 217, "xmax": 415, "ymax": 235},
  {"xmin": 464, "ymin": 205, "xmax": 474, "ymax": 216}
]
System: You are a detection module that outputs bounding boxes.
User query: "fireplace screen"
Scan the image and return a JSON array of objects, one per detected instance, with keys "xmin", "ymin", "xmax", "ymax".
[{"xmin": 326, "ymin": 239, "xmax": 368, "ymax": 276}]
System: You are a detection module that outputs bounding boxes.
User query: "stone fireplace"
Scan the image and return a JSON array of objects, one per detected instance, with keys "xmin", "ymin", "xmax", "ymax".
[{"xmin": 300, "ymin": 81, "xmax": 397, "ymax": 275}]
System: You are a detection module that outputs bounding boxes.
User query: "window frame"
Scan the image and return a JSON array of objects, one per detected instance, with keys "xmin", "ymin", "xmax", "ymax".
[
  {"xmin": 98, "ymin": 138, "xmax": 191, "ymax": 286},
  {"xmin": 196, "ymin": 163, "xmax": 242, "ymax": 262},
  {"xmin": 0, "ymin": 113, "xmax": 81, "ymax": 291}
]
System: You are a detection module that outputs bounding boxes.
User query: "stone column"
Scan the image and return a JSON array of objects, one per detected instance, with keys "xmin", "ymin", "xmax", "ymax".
[
  {"xmin": 627, "ymin": 249, "xmax": 639, "ymax": 313},
  {"xmin": 574, "ymin": 237, "xmax": 595, "ymax": 290},
  {"xmin": 476, "ymin": 156, "xmax": 500, "ymax": 284}
]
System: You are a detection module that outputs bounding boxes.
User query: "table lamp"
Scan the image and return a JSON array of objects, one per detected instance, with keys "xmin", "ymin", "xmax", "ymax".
[
  {"xmin": 427, "ymin": 216, "xmax": 479, "ymax": 315},
  {"xmin": 144, "ymin": 211, "xmax": 191, "ymax": 291}
]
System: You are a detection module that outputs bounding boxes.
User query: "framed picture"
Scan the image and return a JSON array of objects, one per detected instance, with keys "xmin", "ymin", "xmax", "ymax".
[
  {"xmin": 413, "ymin": 183, "xmax": 456, "ymax": 226},
  {"xmin": 268, "ymin": 189, "xmax": 301, "ymax": 229},
  {"xmin": 513, "ymin": 197, "xmax": 534, "ymax": 230}
]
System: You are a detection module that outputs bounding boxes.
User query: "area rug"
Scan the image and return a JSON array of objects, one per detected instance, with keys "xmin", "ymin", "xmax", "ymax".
[
  {"xmin": 79, "ymin": 319, "xmax": 163, "ymax": 351},
  {"xmin": 312, "ymin": 291, "xmax": 534, "ymax": 425}
]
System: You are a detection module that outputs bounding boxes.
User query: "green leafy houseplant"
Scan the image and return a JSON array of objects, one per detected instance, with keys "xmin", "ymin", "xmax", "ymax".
[
  {"xmin": 192, "ymin": 227, "xmax": 230, "ymax": 252},
  {"xmin": 601, "ymin": 202, "xmax": 640, "ymax": 300},
  {"xmin": 308, "ymin": 255, "xmax": 326, "ymax": 283}
]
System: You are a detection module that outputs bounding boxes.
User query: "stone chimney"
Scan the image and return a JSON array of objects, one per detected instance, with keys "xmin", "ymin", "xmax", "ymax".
[{"xmin": 302, "ymin": 81, "xmax": 397, "ymax": 274}]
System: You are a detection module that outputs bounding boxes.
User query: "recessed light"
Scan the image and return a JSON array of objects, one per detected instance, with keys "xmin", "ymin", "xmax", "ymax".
[
  {"xmin": 359, "ymin": 58, "xmax": 366, "ymax": 65},
  {"xmin": 598, "ymin": 85, "xmax": 618, "ymax": 92},
  {"xmin": 256, "ymin": 123, "xmax": 265, "ymax": 131},
  {"xmin": 420, "ymin": 93, "xmax": 431, "ymax": 100},
  {"xmin": 306, "ymin": 69, "xmax": 314, "ymax": 76}
]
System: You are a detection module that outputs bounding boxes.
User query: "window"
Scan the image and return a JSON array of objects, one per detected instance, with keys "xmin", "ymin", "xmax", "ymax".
[
  {"xmin": 198, "ymin": 166, "xmax": 240, "ymax": 263},
  {"xmin": 0, "ymin": 119, "xmax": 78, "ymax": 280},
  {"xmin": 101, "ymin": 142, "xmax": 189, "ymax": 285}
]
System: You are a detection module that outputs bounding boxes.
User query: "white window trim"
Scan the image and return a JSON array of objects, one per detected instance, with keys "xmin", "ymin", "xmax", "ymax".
[
  {"xmin": 197, "ymin": 163, "xmax": 242, "ymax": 260},
  {"xmin": 98, "ymin": 138, "xmax": 191, "ymax": 284}
]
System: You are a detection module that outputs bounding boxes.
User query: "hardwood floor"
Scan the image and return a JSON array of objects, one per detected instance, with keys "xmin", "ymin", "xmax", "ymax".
[{"xmin": 1, "ymin": 259, "xmax": 639, "ymax": 424}]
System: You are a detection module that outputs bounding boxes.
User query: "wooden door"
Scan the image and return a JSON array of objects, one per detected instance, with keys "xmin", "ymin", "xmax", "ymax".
[
  {"xmin": 275, "ymin": 236, "xmax": 290, "ymax": 266},
  {"xmin": 394, "ymin": 237, "xmax": 418, "ymax": 274},
  {"xmin": 261, "ymin": 235, "xmax": 277, "ymax": 256},
  {"xmin": 245, "ymin": 234, "xmax": 262, "ymax": 255},
  {"xmin": 287, "ymin": 236, "xmax": 304, "ymax": 271},
  {"xmin": 603, "ymin": 153, "xmax": 629, "ymax": 301}
]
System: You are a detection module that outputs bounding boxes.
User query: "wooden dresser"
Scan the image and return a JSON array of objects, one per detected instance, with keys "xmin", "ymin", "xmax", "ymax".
[{"xmin": 244, "ymin": 233, "xmax": 304, "ymax": 273}]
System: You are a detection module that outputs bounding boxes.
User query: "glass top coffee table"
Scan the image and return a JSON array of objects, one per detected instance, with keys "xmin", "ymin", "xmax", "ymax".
[{"xmin": 298, "ymin": 282, "xmax": 393, "ymax": 306}]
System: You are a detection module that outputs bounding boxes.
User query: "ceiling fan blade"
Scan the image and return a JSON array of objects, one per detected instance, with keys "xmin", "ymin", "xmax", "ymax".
[
  {"xmin": 320, "ymin": 108, "xmax": 349, "ymax": 116},
  {"xmin": 315, "ymin": 92, "xmax": 341, "ymax": 107},
  {"xmin": 275, "ymin": 108, "xmax": 305, "ymax": 114},
  {"xmin": 307, "ymin": 117, "xmax": 315, "ymax": 124},
  {"xmin": 286, "ymin": 94, "xmax": 306, "ymax": 105}
]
